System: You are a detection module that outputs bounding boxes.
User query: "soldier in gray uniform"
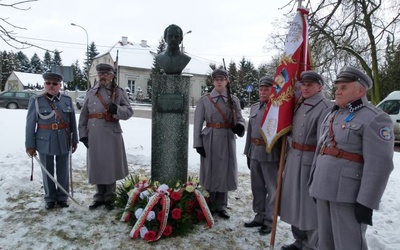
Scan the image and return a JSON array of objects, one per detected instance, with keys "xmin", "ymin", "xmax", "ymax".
[
  {"xmin": 78, "ymin": 63, "xmax": 133, "ymax": 211},
  {"xmin": 309, "ymin": 66, "xmax": 394, "ymax": 250},
  {"xmin": 193, "ymin": 68, "xmax": 245, "ymax": 219},
  {"xmin": 25, "ymin": 72, "xmax": 78, "ymax": 209},
  {"xmin": 243, "ymin": 76, "xmax": 281, "ymax": 235},
  {"xmin": 280, "ymin": 71, "xmax": 333, "ymax": 250}
]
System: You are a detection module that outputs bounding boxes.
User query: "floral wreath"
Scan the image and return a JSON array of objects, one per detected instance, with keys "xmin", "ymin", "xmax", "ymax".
[{"xmin": 115, "ymin": 175, "xmax": 214, "ymax": 242}]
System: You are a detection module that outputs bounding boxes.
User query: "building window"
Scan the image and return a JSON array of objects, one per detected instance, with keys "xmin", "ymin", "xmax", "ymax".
[{"xmin": 128, "ymin": 80, "xmax": 135, "ymax": 94}]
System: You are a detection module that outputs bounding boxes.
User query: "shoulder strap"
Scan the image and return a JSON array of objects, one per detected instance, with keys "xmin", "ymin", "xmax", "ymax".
[{"xmin": 207, "ymin": 95, "xmax": 230, "ymax": 123}]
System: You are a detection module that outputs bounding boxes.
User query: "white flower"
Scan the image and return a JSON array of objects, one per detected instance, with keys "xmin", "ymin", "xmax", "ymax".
[
  {"xmin": 158, "ymin": 184, "xmax": 169, "ymax": 194},
  {"xmin": 123, "ymin": 179, "xmax": 132, "ymax": 189},
  {"xmin": 135, "ymin": 208, "xmax": 143, "ymax": 219},
  {"xmin": 139, "ymin": 226, "xmax": 148, "ymax": 238},
  {"xmin": 146, "ymin": 211, "xmax": 155, "ymax": 221},
  {"xmin": 139, "ymin": 190, "xmax": 150, "ymax": 200},
  {"xmin": 139, "ymin": 176, "xmax": 147, "ymax": 181}
]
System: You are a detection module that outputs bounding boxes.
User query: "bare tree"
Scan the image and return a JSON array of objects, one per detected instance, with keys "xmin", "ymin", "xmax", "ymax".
[
  {"xmin": 307, "ymin": 0, "xmax": 400, "ymax": 103},
  {"xmin": 0, "ymin": 0, "xmax": 52, "ymax": 51}
]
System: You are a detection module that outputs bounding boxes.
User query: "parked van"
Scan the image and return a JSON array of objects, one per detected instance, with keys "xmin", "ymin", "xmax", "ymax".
[{"xmin": 376, "ymin": 91, "xmax": 400, "ymax": 143}]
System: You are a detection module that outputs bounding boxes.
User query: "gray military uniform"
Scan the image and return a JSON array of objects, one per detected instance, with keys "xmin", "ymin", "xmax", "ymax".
[
  {"xmin": 193, "ymin": 89, "xmax": 245, "ymax": 210},
  {"xmin": 78, "ymin": 83, "xmax": 133, "ymax": 202},
  {"xmin": 280, "ymin": 91, "xmax": 332, "ymax": 249},
  {"xmin": 309, "ymin": 96, "xmax": 394, "ymax": 250},
  {"xmin": 25, "ymin": 93, "xmax": 78, "ymax": 202},
  {"xmin": 243, "ymin": 101, "xmax": 281, "ymax": 226}
]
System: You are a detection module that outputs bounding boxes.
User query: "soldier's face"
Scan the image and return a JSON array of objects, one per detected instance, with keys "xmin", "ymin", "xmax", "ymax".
[
  {"xmin": 97, "ymin": 71, "xmax": 114, "ymax": 85},
  {"xmin": 334, "ymin": 81, "xmax": 365, "ymax": 108},
  {"xmin": 259, "ymin": 86, "xmax": 272, "ymax": 103},
  {"xmin": 44, "ymin": 79, "xmax": 61, "ymax": 96},
  {"xmin": 213, "ymin": 76, "xmax": 228, "ymax": 93},
  {"xmin": 301, "ymin": 81, "xmax": 322, "ymax": 99}
]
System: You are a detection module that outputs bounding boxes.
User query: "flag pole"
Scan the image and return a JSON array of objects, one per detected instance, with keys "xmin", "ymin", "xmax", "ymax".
[
  {"xmin": 269, "ymin": 1, "xmax": 308, "ymax": 248},
  {"xmin": 269, "ymin": 135, "xmax": 287, "ymax": 249}
]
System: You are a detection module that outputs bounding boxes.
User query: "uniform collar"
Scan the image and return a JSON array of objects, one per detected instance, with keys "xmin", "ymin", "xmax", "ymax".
[
  {"xmin": 302, "ymin": 91, "xmax": 325, "ymax": 107},
  {"xmin": 45, "ymin": 92, "xmax": 61, "ymax": 101},
  {"xmin": 210, "ymin": 89, "xmax": 228, "ymax": 102}
]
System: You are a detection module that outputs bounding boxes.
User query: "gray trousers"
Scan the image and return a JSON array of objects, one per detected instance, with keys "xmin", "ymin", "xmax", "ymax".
[
  {"xmin": 316, "ymin": 199, "xmax": 368, "ymax": 250},
  {"xmin": 94, "ymin": 183, "xmax": 116, "ymax": 202},
  {"xmin": 209, "ymin": 191, "xmax": 228, "ymax": 211},
  {"xmin": 290, "ymin": 225, "xmax": 318, "ymax": 250},
  {"xmin": 250, "ymin": 159, "xmax": 279, "ymax": 226},
  {"xmin": 39, "ymin": 153, "xmax": 69, "ymax": 203}
]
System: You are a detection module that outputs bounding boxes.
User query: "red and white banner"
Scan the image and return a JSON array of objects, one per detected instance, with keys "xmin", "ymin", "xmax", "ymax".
[{"xmin": 261, "ymin": 7, "xmax": 311, "ymax": 152}]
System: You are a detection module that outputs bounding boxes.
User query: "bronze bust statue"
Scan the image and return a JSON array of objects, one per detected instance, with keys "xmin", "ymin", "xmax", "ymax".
[{"xmin": 155, "ymin": 24, "xmax": 191, "ymax": 75}]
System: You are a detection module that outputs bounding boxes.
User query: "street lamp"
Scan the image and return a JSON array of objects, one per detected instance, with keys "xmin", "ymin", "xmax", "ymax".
[
  {"xmin": 181, "ymin": 30, "xmax": 192, "ymax": 52},
  {"xmin": 71, "ymin": 23, "xmax": 90, "ymax": 89}
]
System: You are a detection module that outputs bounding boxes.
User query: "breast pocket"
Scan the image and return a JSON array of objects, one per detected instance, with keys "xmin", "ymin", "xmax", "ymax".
[
  {"xmin": 336, "ymin": 122, "xmax": 362, "ymax": 145},
  {"xmin": 39, "ymin": 107, "xmax": 52, "ymax": 116}
]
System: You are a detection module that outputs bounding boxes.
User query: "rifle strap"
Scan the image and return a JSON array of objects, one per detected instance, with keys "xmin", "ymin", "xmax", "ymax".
[
  {"xmin": 207, "ymin": 95, "xmax": 230, "ymax": 124},
  {"xmin": 96, "ymin": 92, "xmax": 110, "ymax": 111}
]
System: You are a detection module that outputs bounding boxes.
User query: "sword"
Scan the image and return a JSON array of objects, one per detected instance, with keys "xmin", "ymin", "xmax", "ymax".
[
  {"xmin": 69, "ymin": 132, "xmax": 74, "ymax": 197},
  {"xmin": 33, "ymin": 155, "xmax": 81, "ymax": 206}
]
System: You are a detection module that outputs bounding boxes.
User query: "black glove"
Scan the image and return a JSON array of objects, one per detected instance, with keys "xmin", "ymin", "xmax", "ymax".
[
  {"xmin": 246, "ymin": 156, "xmax": 251, "ymax": 170},
  {"xmin": 355, "ymin": 203, "xmax": 373, "ymax": 226},
  {"xmin": 80, "ymin": 137, "xmax": 89, "ymax": 148},
  {"xmin": 108, "ymin": 103, "xmax": 118, "ymax": 114},
  {"xmin": 195, "ymin": 147, "xmax": 206, "ymax": 158},
  {"xmin": 231, "ymin": 124, "xmax": 244, "ymax": 136}
]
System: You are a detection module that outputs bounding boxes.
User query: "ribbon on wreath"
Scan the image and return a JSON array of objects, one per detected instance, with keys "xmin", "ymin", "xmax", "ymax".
[
  {"xmin": 129, "ymin": 192, "xmax": 170, "ymax": 242},
  {"xmin": 194, "ymin": 189, "xmax": 214, "ymax": 228},
  {"xmin": 120, "ymin": 181, "xmax": 150, "ymax": 222}
]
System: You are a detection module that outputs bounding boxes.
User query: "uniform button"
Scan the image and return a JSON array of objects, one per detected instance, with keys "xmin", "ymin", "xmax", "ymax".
[
  {"xmin": 299, "ymin": 133, "xmax": 302, "ymax": 136},
  {"xmin": 301, "ymin": 124, "xmax": 304, "ymax": 127}
]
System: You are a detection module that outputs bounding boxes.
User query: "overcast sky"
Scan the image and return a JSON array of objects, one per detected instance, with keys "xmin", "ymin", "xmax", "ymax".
[{"xmin": 1, "ymin": 0, "xmax": 295, "ymax": 68}]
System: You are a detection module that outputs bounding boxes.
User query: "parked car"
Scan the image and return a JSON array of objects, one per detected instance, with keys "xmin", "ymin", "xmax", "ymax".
[
  {"xmin": 76, "ymin": 94, "xmax": 86, "ymax": 110},
  {"xmin": 376, "ymin": 91, "xmax": 400, "ymax": 143},
  {"xmin": 0, "ymin": 91, "xmax": 37, "ymax": 109}
]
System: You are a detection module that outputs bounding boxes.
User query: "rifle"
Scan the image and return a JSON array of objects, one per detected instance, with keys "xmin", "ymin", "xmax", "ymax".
[
  {"xmin": 222, "ymin": 58, "xmax": 237, "ymax": 126},
  {"xmin": 111, "ymin": 50, "xmax": 119, "ymax": 103}
]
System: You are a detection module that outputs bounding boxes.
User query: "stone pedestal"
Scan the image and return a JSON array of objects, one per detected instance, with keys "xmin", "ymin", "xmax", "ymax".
[{"xmin": 151, "ymin": 74, "xmax": 190, "ymax": 184}]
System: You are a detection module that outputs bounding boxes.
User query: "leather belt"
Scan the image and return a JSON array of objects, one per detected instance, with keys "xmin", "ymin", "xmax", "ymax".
[
  {"xmin": 206, "ymin": 122, "xmax": 233, "ymax": 129},
  {"xmin": 251, "ymin": 138, "xmax": 265, "ymax": 145},
  {"xmin": 88, "ymin": 113, "xmax": 107, "ymax": 119},
  {"xmin": 320, "ymin": 145, "xmax": 364, "ymax": 164},
  {"xmin": 292, "ymin": 141, "xmax": 316, "ymax": 152},
  {"xmin": 37, "ymin": 123, "xmax": 69, "ymax": 130}
]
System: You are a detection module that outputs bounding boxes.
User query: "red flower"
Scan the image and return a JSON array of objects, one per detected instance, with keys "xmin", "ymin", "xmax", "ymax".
[
  {"xmin": 197, "ymin": 211, "xmax": 205, "ymax": 221},
  {"xmin": 157, "ymin": 211, "xmax": 164, "ymax": 223},
  {"xmin": 163, "ymin": 225, "xmax": 173, "ymax": 237},
  {"xmin": 144, "ymin": 230, "xmax": 157, "ymax": 241},
  {"xmin": 171, "ymin": 208, "xmax": 182, "ymax": 220},
  {"xmin": 170, "ymin": 191, "xmax": 181, "ymax": 201}
]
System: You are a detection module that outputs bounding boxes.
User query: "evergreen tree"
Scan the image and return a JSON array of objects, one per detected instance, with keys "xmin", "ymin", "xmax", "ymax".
[
  {"xmin": 70, "ymin": 61, "xmax": 86, "ymax": 90},
  {"xmin": 83, "ymin": 42, "xmax": 99, "ymax": 74},
  {"xmin": 52, "ymin": 50, "xmax": 62, "ymax": 66},
  {"xmin": 236, "ymin": 57, "xmax": 258, "ymax": 106},
  {"xmin": 381, "ymin": 40, "xmax": 400, "ymax": 99},
  {"xmin": 43, "ymin": 51, "xmax": 52, "ymax": 72},
  {"xmin": 15, "ymin": 51, "xmax": 30, "ymax": 72},
  {"xmin": 148, "ymin": 38, "xmax": 167, "ymax": 99},
  {"xmin": 1, "ymin": 51, "xmax": 15, "ymax": 90},
  {"xmin": 29, "ymin": 53, "xmax": 44, "ymax": 73}
]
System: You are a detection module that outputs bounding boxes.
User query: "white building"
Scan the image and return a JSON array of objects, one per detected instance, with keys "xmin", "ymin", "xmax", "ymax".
[{"xmin": 89, "ymin": 37, "xmax": 212, "ymax": 103}]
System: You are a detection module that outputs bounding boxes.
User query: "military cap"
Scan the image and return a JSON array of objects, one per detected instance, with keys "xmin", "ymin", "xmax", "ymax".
[
  {"xmin": 96, "ymin": 63, "xmax": 114, "ymax": 73},
  {"xmin": 300, "ymin": 70, "xmax": 324, "ymax": 85},
  {"xmin": 334, "ymin": 66, "xmax": 373, "ymax": 90},
  {"xmin": 42, "ymin": 72, "xmax": 63, "ymax": 82},
  {"xmin": 211, "ymin": 68, "xmax": 228, "ymax": 79},
  {"xmin": 259, "ymin": 76, "xmax": 273, "ymax": 87}
]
